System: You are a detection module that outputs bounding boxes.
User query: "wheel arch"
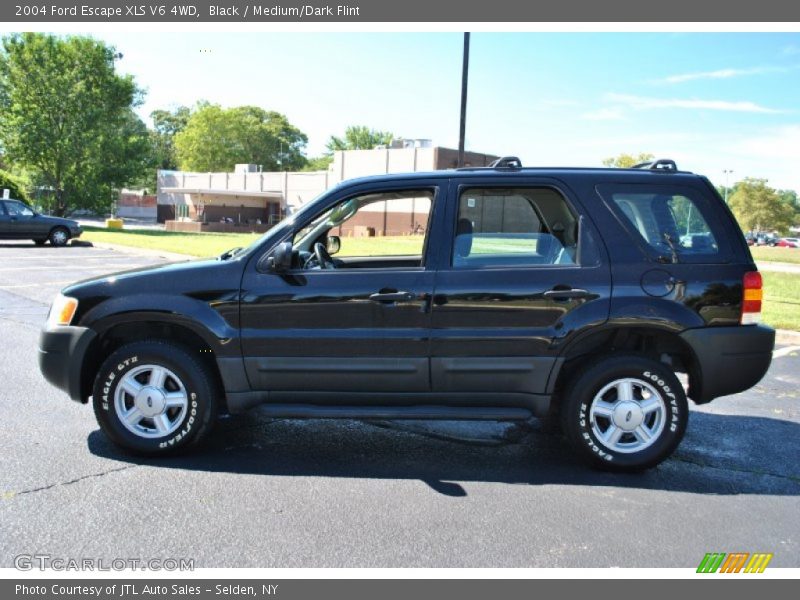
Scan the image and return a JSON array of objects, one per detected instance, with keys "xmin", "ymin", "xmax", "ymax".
[
  {"xmin": 548, "ymin": 324, "xmax": 703, "ymax": 404},
  {"xmin": 80, "ymin": 316, "xmax": 229, "ymax": 413}
]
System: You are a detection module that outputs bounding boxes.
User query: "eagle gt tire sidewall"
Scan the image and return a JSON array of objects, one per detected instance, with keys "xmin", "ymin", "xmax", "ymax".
[
  {"xmin": 93, "ymin": 342, "xmax": 214, "ymax": 454},
  {"xmin": 563, "ymin": 356, "xmax": 689, "ymax": 470}
]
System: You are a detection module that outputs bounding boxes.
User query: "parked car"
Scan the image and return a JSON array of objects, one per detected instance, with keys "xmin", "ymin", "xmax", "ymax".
[
  {"xmin": 756, "ymin": 233, "xmax": 778, "ymax": 246},
  {"xmin": 38, "ymin": 158, "xmax": 774, "ymax": 471},
  {"xmin": 0, "ymin": 199, "xmax": 82, "ymax": 246},
  {"xmin": 777, "ymin": 237, "xmax": 800, "ymax": 248}
]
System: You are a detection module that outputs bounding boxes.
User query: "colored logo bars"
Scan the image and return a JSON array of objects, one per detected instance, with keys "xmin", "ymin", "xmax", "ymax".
[{"xmin": 697, "ymin": 553, "xmax": 773, "ymax": 573}]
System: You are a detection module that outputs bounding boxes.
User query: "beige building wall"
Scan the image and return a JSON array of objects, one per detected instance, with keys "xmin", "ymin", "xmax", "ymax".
[{"xmin": 157, "ymin": 146, "xmax": 500, "ymax": 220}]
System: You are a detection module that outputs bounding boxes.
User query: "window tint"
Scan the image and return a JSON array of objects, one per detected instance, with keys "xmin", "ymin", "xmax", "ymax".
[
  {"xmin": 609, "ymin": 191, "xmax": 718, "ymax": 256},
  {"xmin": 453, "ymin": 188, "xmax": 578, "ymax": 268}
]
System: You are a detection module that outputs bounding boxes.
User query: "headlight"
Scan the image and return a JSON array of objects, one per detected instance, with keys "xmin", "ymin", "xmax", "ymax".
[{"xmin": 47, "ymin": 294, "xmax": 79, "ymax": 328}]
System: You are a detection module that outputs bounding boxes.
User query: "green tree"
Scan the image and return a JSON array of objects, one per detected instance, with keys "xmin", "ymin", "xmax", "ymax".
[
  {"xmin": 777, "ymin": 188, "xmax": 800, "ymax": 220},
  {"xmin": 0, "ymin": 33, "xmax": 146, "ymax": 215},
  {"xmin": 602, "ymin": 152, "xmax": 655, "ymax": 168},
  {"xmin": 0, "ymin": 169, "xmax": 29, "ymax": 203},
  {"xmin": 150, "ymin": 105, "xmax": 191, "ymax": 171},
  {"xmin": 302, "ymin": 155, "xmax": 334, "ymax": 172},
  {"xmin": 729, "ymin": 178, "xmax": 795, "ymax": 234},
  {"xmin": 325, "ymin": 125, "xmax": 395, "ymax": 153},
  {"xmin": 174, "ymin": 104, "xmax": 307, "ymax": 172}
]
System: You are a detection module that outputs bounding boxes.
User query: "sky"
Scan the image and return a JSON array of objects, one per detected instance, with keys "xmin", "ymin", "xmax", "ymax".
[{"xmin": 86, "ymin": 32, "xmax": 800, "ymax": 191}]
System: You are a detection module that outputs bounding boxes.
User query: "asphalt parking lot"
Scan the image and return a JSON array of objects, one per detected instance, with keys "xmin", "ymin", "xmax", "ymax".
[{"xmin": 1, "ymin": 240, "xmax": 799, "ymax": 568}]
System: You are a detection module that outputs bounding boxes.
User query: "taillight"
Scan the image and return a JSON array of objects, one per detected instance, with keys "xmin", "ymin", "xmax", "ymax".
[{"xmin": 741, "ymin": 271, "xmax": 763, "ymax": 325}]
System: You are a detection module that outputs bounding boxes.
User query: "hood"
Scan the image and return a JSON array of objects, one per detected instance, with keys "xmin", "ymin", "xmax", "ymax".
[{"xmin": 61, "ymin": 255, "xmax": 243, "ymax": 301}]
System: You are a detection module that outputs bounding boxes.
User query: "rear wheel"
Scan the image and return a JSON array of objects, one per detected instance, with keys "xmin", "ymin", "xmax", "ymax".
[
  {"xmin": 560, "ymin": 354, "xmax": 688, "ymax": 471},
  {"xmin": 92, "ymin": 340, "xmax": 217, "ymax": 455},
  {"xmin": 48, "ymin": 227, "xmax": 70, "ymax": 246}
]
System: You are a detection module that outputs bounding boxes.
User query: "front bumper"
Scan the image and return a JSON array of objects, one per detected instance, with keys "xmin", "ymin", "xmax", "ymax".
[
  {"xmin": 70, "ymin": 226, "xmax": 83, "ymax": 239},
  {"xmin": 38, "ymin": 326, "xmax": 96, "ymax": 402},
  {"xmin": 680, "ymin": 324, "xmax": 775, "ymax": 403}
]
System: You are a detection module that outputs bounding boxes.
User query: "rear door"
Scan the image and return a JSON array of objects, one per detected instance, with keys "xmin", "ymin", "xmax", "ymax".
[{"xmin": 429, "ymin": 176, "xmax": 611, "ymax": 396}]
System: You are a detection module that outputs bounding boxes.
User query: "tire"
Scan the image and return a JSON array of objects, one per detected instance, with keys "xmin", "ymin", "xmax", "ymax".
[
  {"xmin": 560, "ymin": 354, "xmax": 688, "ymax": 472},
  {"xmin": 33, "ymin": 239, "xmax": 46, "ymax": 246},
  {"xmin": 92, "ymin": 340, "xmax": 218, "ymax": 455},
  {"xmin": 49, "ymin": 227, "xmax": 70, "ymax": 246}
]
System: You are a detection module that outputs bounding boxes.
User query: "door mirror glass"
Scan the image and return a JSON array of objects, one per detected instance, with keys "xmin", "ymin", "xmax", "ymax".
[
  {"xmin": 326, "ymin": 235, "xmax": 341, "ymax": 255},
  {"xmin": 267, "ymin": 241, "xmax": 293, "ymax": 271}
]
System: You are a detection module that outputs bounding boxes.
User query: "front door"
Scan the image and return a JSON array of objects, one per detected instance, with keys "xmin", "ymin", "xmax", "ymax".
[
  {"xmin": 429, "ymin": 177, "xmax": 612, "ymax": 396},
  {"xmin": 239, "ymin": 181, "xmax": 443, "ymax": 398}
]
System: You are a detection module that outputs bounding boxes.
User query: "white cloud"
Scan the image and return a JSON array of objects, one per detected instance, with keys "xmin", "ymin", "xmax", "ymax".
[
  {"xmin": 731, "ymin": 125, "xmax": 800, "ymax": 160},
  {"xmin": 581, "ymin": 108, "xmax": 625, "ymax": 121},
  {"xmin": 605, "ymin": 93, "xmax": 784, "ymax": 114},
  {"xmin": 783, "ymin": 44, "xmax": 800, "ymax": 56},
  {"xmin": 655, "ymin": 65, "xmax": 792, "ymax": 84}
]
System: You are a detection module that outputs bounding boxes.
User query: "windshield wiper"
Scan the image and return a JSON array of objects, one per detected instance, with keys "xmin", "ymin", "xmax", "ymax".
[{"xmin": 658, "ymin": 233, "xmax": 679, "ymax": 264}]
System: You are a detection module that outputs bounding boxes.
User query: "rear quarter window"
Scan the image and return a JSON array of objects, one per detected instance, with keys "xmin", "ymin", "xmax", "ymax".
[{"xmin": 597, "ymin": 184, "xmax": 731, "ymax": 263}]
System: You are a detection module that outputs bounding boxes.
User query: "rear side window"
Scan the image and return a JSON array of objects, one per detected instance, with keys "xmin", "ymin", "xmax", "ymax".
[
  {"xmin": 453, "ymin": 187, "xmax": 579, "ymax": 268},
  {"xmin": 599, "ymin": 185, "xmax": 723, "ymax": 261}
]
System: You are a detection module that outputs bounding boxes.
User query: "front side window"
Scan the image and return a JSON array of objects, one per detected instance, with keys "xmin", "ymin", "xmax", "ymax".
[
  {"xmin": 4, "ymin": 201, "xmax": 34, "ymax": 217},
  {"xmin": 452, "ymin": 187, "xmax": 578, "ymax": 268},
  {"xmin": 292, "ymin": 188, "xmax": 434, "ymax": 266},
  {"xmin": 602, "ymin": 187, "xmax": 720, "ymax": 259}
]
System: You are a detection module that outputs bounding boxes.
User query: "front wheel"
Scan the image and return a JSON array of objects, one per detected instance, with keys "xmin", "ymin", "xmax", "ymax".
[
  {"xmin": 92, "ymin": 340, "xmax": 218, "ymax": 455},
  {"xmin": 560, "ymin": 354, "xmax": 688, "ymax": 471},
  {"xmin": 49, "ymin": 227, "xmax": 70, "ymax": 246}
]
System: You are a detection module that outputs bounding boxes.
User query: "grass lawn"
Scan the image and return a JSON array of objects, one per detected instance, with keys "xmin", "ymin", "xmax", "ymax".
[
  {"xmin": 82, "ymin": 226, "xmax": 262, "ymax": 257},
  {"xmin": 762, "ymin": 271, "xmax": 800, "ymax": 331},
  {"xmin": 82, "ymin": 227, "xmax": 429, "ymax": 258},
  {"xmin": 751, "ymin": 245, "xmax": 800, "ymax": 265}
]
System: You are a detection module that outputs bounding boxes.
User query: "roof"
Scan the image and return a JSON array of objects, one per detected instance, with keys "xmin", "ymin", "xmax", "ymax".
[{"xmin": 333, "ymin": 164, "xmax": 703, "ymax": 188}]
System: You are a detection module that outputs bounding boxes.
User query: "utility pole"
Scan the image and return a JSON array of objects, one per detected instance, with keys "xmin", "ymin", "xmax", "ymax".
[{"xmin": 457, "ymin": 32, "xmax": 470, "ymax": 168}]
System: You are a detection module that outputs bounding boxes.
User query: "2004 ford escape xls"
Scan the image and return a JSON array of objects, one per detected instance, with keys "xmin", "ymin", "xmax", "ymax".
[{"xmin": 38, "ymin": 158, "xmax": 775, "ymax": 471}]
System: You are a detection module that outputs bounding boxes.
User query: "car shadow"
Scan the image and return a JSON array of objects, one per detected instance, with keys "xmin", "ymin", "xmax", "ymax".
[{"xmin": 87, "ymin": 410, "xmax": 800, "ymax": 497}]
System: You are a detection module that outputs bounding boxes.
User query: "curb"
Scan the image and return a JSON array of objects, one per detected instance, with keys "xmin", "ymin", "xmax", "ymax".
[{"xmin": 775, "ymin": 329, "xmax": 800, "ymax": 345}]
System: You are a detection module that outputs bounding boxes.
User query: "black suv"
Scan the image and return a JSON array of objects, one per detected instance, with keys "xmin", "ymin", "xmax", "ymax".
[{"xmin": 38, "ymin": 159, "xmax": 775, "ymax": 471}]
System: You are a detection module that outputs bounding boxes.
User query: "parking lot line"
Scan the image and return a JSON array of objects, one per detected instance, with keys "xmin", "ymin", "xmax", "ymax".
[
  {"xmin": 0, "ymin": 281, "xmax": 77, "ymax": 289},
  {"xmin": 0, "ymin": 264, "xmax": 142, "ymax": 272},
  {"xmin": 773, "ymin": 345, "xmax": 800, "ymax": 358}
]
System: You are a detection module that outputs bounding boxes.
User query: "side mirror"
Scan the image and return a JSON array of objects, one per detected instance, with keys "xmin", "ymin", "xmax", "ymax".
[
  {"xmin": 266, "ymin": 241, "xmax": 293, "ymax": 272},
  {"xmin": 326, "ymin": 235, "xmax": 341, "ymax": 255}
]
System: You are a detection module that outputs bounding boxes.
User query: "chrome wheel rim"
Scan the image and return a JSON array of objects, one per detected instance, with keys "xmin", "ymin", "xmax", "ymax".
[
  {"xmin": 114, "ymin": 364, "xmax": 188, "ymax": 439},
  {"xmin": 589, "ymin": 377, "xmax": 666, "ymax": 454},
  {"xmin": 52, "ymin": 230, "xmax": 67, "ymax": 245}
]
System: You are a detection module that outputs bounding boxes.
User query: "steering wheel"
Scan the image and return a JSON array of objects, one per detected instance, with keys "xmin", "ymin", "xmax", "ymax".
[{"xmin": 312, "ymin": 242, "xmax": 335, "ymax": 270}]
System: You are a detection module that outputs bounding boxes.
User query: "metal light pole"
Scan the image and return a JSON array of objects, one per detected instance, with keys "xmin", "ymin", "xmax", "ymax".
[
  {"xmin": 723, "ymin": 169, "xmax": 734, "ymax": 203},
  {"xmin": 457, "ymin": 32, "xmax": 470, "ymax": 168}
]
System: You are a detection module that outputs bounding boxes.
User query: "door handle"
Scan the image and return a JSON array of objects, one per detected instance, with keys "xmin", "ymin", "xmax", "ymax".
[
  {"xmin": 543, "ymin": 288, "xmax": 592, "ymax": 300},
  {"xmin": 369, "ymin": 291, "xmax": 416, "ymax": 303}
]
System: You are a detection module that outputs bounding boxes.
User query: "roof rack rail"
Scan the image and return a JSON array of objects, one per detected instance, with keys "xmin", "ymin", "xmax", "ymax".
[
  {"xmin": 631, "ymin": 158, "xmax": 678, "ymax": 172},
  {"xmin": 488, "ymin": 156, "xmax": 523, "ymax": 169}
]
